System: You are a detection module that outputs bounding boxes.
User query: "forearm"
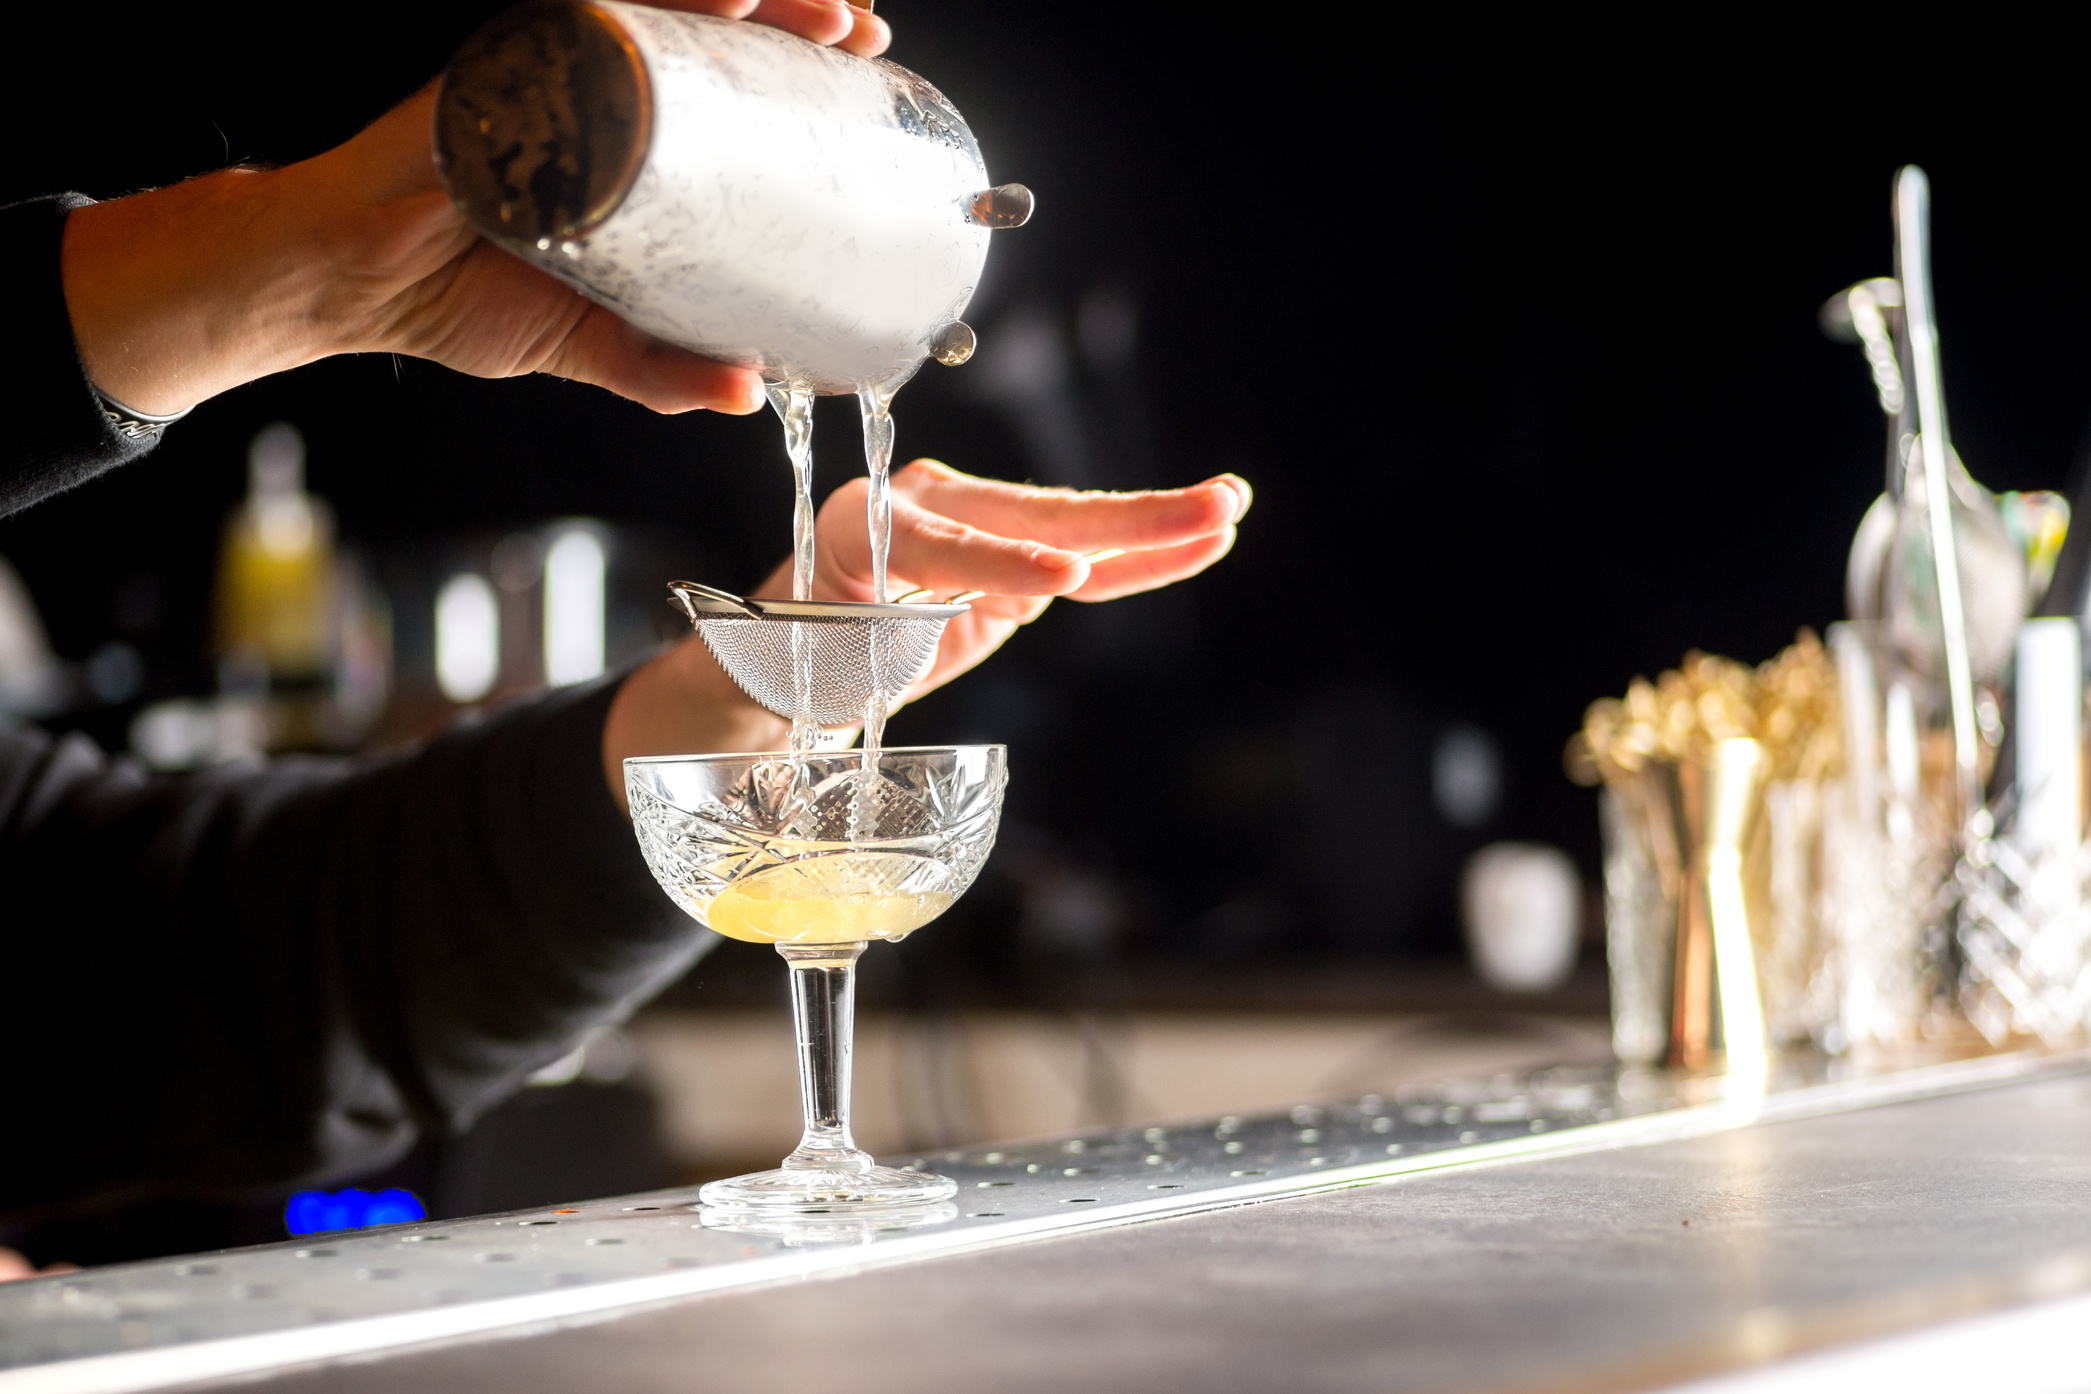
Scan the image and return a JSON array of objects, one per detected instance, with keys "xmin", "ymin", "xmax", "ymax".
[
  {"xmin": 0, "ymin": 678, "xmax": 703, "ymax": 1221},
  {"xmin": 55, "ymin": 79, "xmax": 762, "ymax": 424},
  {"xmin": 49, "ymin": 4, "xmax": 896, "ymax": 430},
  {"xmin": 64, "ymin": 170, "xmax": 302, "ymax": 413},
  {"xmin": 55, "ymin": 99, "xmax": 468, "ymax": 417}
]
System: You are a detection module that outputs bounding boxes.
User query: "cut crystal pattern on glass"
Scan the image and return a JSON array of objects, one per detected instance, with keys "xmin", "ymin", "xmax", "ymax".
[
  {"xmin": 627, "ymin": 748, "xmax": 1005, "ymax": 1216},
  {"xmin": 1956, "ymin": 819, "xmax": 2091, "ymax": 1046},
  {"xmin": 630, "ymin": 750, "xmax": 1003, "ymax": 941}
]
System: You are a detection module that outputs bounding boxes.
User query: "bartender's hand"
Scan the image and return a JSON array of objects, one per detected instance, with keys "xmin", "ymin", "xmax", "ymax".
[
  {"xmin": 59, "ymin": 0, "xmax": 888, "ymax": 419},
  {"xmin": 601, "ymin": 465, "xmax": 1251, "ymax": 801}
]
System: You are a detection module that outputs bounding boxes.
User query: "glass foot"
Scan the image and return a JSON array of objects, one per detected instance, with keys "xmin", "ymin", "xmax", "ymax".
[
  {"xmin": 697, "ymin": 1165, "xmax": 957, "ymax": 1213},
  {"xmin": 697, "ymin": 1201, "xmax": 958, "ymax": 1246}
]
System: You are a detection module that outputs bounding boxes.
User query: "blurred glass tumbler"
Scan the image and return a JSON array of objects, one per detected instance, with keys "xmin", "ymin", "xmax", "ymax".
[
  {"xmin": 434, "ymin": 0, "xmax": 1033, "ymax": 393},
  {"xmin": 1461, "ymin": 843, "xmax": 1581, "ymax": 993},
  {"xmin": 1600, "ymin": 739, "xmax": 1771, "ymax": 1073},
  {"xmin": 1956, "ymin": 619, "xmax": 2091, "ymax": 1044},
  {"xmin": 627, "ymin": 747, "xmax": 1005, "ymax": 1211},
  {"xmin": 1823, "ymin": 623, "xmax": 1963, "ymax": 1047}
]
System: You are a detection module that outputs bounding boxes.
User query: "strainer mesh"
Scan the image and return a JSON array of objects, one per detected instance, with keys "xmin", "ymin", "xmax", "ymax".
[{"xmin": 693, "ymin": 614, "xmax": 949, "ymax": 725}]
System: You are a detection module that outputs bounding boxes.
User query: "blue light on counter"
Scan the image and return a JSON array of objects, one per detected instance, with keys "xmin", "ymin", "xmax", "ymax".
[{"xmin": 284, "ymin": 1187, "xmax": 427, "ymax": 1236}]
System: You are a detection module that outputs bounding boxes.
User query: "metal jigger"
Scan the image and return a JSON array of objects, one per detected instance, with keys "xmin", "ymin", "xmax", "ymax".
[{"xmin": 1607, "ymin": 739, "xmax": 1770, "ymax": 1077}]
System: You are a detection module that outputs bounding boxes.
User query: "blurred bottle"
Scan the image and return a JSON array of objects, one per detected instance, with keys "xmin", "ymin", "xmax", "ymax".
[
  {"xmin": 218, "ymin": 425, "xmax": 331, "ymax": 673},
  {"xmin": 201, "ymin": 424, "xmax": 389, "ymax": 757}
]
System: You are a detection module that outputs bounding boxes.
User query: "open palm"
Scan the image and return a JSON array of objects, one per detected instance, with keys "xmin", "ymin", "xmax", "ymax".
[{"xmin": 753, "ymin": 460, "xmax": 1250, "ymax": 702}]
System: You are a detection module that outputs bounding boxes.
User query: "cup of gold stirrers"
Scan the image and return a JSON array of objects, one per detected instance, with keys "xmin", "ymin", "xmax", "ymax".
[{"xmin": 1566, "ymin": 633, "xmax": 1842, "ymax": 1071}]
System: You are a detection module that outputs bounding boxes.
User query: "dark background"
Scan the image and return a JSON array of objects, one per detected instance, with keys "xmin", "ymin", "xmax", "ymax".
[
  {"xmin": 6, "ymin": 11, "xmax": 2091, "ymax": 981},
  {"xmin": 9, "ymin": 6, "xmax": 2091, "ymax": 1258}
]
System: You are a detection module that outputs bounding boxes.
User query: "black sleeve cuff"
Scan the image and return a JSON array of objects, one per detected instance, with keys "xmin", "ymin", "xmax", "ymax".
[{"xmin": 0, "ymin": 194, "xmax": 162, "ymax": 519}]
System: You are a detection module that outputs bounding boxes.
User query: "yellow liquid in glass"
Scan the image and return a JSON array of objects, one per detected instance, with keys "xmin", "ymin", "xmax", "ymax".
[{"xmin": 704, "ymin": 852, "xmax": 952, "ymax": 945}]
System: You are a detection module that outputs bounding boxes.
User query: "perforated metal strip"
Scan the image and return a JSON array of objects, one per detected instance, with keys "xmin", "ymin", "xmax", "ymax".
[{"xmin": 2, "ymin": 1046, "xmax": 2082, "ymax": 1394}]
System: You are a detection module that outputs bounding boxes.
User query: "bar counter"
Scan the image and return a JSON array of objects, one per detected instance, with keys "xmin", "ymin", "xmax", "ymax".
[{"xmin": 6, "ymin": 1049, "xmax": 2090, "ymax": 1393}]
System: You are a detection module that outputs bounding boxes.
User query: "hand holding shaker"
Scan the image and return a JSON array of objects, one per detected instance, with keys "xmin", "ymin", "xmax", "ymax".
[{"xmin": 433, "ymin": 0, "xmax": 1032, "ymax": 393}]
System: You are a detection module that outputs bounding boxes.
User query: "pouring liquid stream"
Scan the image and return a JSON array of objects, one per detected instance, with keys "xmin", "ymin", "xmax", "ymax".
[
  {"xmin": 763, "ymin": 367, "xmax": 926, "ymax": 842},
  {"xmin": 851, "ymin": 368, "xmax": 915, "ymax": 839},
  {"xmin": 765, "ymin": 382, "xmax": 821, "ymax": 762}
]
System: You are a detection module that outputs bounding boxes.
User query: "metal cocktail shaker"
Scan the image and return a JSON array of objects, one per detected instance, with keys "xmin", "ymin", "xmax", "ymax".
[{"xmin": 434, "ymin": 0, "xmax": 1031, "ymax": 393}]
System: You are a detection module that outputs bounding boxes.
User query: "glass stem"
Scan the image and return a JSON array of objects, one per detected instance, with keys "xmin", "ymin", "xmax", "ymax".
[{"xmin": 779, "ymin": 942, "xmax": 873, "ymax": 1173}]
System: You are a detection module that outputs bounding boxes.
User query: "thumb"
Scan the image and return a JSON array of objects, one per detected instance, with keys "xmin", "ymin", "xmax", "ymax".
[{"xmin": 541, "ymin": 306, "xmax": 769, "ymax": 414}]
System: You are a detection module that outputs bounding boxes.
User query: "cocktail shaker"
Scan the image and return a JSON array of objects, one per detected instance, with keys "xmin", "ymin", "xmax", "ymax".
[{"xmin": 434, "ymin": 0, "xmax": 1031, "ymax": 393}]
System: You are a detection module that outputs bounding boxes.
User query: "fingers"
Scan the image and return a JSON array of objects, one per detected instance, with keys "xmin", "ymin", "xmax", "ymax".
[
  {"xmin": 643, "ymin": 0, "xmax": 762, "ymax": 15},
  {"xmin": 542, "ymin": 306, "xmax": 768, "ymax": 413},
  {"xmin": 835, "ymin": 3, "xmax": 892, "ymax": 56},
  {"xmin": 1069, "ymin": 527, "xmax": 1238, "ymax": 601},
  {"xmin": 793, "ymin": 466, "xmax": 1250, "ymax": 602},
  {"xmin": 884, "ymin": 527, "xmax": 1235, "ymax": 710},
  {"xmin": 0, "ymin": 1249, "xmax": 66, "ymax": 1281},
  {"xmin": 743, "ymin": 462, "xmax": 1248, "ymax": 712},
  {"xmin": 883, "ymin": 527, "xmax": 1237, "ymax": 701},
  {"xmin": 890, "ymin": 460, "xmax": 1251, "ymax": 552},
  {"xmin": 746, "ymin": 0, "xmax": 889, "ymax": 54},
  {"xmin": 647, "ymin": 0, "xmax": 890, "ymax": 53},
  {"xmin": 361, "ymin": 0, "xmax": 887, "ymax": 202},
  {"xmin": 740, "ymin": 466, "xmax": 1237, "ymax": 718},
  {"xmin": 813, "ymin": 478, "xmax": 1094, "ymax": 601},
  {"xmin": 397, "ymin": 246, "xmax": 767, "ymax": 412}
]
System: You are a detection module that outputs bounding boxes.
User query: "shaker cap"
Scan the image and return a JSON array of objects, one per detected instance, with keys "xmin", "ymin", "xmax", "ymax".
[{"xmin": 434, "ymin": 0, "xmax": 653, "ymax": 246}]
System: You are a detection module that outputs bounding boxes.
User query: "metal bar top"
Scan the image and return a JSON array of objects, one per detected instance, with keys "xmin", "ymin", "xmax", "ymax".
[{"xmin": 2, "ymin": 1046, "xmax": 2084, "ymax": 1394}]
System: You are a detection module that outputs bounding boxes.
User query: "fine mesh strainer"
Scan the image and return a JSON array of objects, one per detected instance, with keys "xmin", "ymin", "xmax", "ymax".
[{"xmin": 669, "ymin": 582, "xmax": 967, "ymax": 725}]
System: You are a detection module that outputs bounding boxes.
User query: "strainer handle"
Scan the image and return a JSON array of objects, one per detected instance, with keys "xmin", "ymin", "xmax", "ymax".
[{"xmin": 667, "ymin": 580, "xmax": 758, "ymax": 618}]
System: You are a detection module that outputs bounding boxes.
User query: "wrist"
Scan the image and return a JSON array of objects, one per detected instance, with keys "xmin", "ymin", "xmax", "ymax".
[{"xmin": 61, "ymin": 166, "xmax": 339, "ymax": 416}]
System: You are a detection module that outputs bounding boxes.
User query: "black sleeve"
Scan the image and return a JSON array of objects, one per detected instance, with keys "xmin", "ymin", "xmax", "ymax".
[
  {"xmin": 0, "ymin": 674, "xmax": 712, "ymax": 1225},
  {"xmin": 0, "ymin": 194, "xmax": 162, "ymax": 519}
]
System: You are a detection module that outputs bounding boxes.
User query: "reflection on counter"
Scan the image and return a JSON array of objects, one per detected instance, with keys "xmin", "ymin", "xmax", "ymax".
[
  {"xmin": 626, "ymin": 1005, "xmax": 1612, "ymax": 1182},
  {"xmin": 283, "ymin": 1187, "xmax": 425, "ymax": 1237}
]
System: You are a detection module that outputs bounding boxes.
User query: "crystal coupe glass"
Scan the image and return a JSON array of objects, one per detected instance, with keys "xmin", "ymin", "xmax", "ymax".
[{"xmin": 627, "ymin": 746, "xmax": 1006, "ymax": 1211}]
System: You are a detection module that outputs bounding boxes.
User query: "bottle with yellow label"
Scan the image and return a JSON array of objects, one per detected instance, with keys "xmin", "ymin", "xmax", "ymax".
[{"xmin": 215, "ymin": 423, "xmax": 336, "ymax": 750}]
